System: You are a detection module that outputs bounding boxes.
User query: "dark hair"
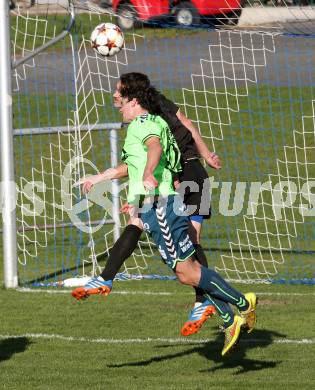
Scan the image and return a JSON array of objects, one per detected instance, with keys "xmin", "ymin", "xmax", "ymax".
[{"xmin": 119, "ymin": 72, "xmax": 161, "ymax": 114}]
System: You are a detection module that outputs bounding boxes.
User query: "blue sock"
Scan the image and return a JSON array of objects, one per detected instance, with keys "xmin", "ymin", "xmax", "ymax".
[
  {"xmin": 198, "ymin": 266, "xmax": 249, "ymax": 311},
  {"xmin": 205, "ymin": 294, "xmax": 234, "ymax": 328}
]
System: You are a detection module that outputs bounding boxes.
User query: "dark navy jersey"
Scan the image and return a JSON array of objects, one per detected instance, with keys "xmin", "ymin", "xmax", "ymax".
[{"xmin": 157, "ymin": 94, "xmax": 199, "ymax": 162}]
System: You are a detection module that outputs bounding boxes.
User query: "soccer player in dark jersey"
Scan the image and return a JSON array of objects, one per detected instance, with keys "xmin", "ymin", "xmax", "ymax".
[
  {"xmin": 72, "ymin": 73, "xmax": 221, "ymax": 335},
  {"xmin": 72, "ymin": 78, "xmax": 257, "ymax": 356}
]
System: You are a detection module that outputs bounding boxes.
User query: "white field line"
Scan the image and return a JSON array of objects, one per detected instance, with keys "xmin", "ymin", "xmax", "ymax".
[
  {"xmin": 17, "ymin": 288, "xmax": 172, "ymax": 295},
  {"xmin": 16, "ymin": 287, "xmax": 315, "ymax": 296},
  {"xmin": 0, "ymin": 333, "xmax": 314, "ymax": 345}
]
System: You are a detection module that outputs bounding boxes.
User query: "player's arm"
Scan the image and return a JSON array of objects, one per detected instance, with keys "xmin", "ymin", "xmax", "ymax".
[
  {"xmin": 176, "ymin": 110, "xmax": 221, "ymax": 170},
  {"xmin": 143, "ymin": 136, "xmax": 162, "ymax": 191},
  {"xmin": 105, "ymin": 163, "xmax": 128, "ymax": 179},
  {"xmin": 77, "ymin": 163, "xmax": 128, "ymax": 194}
]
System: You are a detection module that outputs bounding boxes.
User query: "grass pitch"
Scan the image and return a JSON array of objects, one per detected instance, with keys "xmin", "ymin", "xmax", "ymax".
[
  {"xmin": 2, "ymin": 17, "xmax": 315, "ymax": 388},
  {"xmin": 0, "ymin": 281, "xmax": 314, "ymax": 389}
]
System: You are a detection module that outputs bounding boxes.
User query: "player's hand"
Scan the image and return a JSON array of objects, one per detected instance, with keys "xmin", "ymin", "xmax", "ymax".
[
  {"xmin": 205, "ymin": 152, "xmax": 221, "ymax": 170},
  {"xmin": 74, "ymin": 174, "xmax": 102, "ymax": 194},
  {"xmin": 74, "ymin": 168, "xmax": 117, "ymax": 195},
  {"xmin": 120, "ymin": 203, "xmax": 138, "ymax": 219},
  {"xmin": 143, "ymin": 172, "xmax": 158, "ymax": 192},
  {"xmin": 120, "ymin": 202, "xmax": 132, "ymax": 214},
  {"xmin": 74, "ymin": 176, "xmax": 97, "ymax": 194},
  {"xmin": 173, "ymin": 178, "xmax": 180, "ymax": 190}
]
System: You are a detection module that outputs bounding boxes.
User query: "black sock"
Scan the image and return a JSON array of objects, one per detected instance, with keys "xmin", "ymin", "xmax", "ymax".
[
  {"xmin": 193, "ymin": 244, "xmax": 209, "ymax": 303},
  {"xmin": 100, "ymin": 225, "xmax": 142, "ymax": 280}
]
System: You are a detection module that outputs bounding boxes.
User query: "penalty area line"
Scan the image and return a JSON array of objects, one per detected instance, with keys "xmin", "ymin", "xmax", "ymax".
[
  {"xmin": 16, "ymin": 287, "xmax": 315, "ymax": 297},
  {"xmin": 16, "ymin": 287, "xmax": 172, "ymax": 296},
  {"xmin": 0, "ymin": 334, "xmax": 314, "ymax": 345}
]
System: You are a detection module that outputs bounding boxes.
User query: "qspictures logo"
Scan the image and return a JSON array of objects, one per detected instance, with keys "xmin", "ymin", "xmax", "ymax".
[{"xmin": 1, "ymin": 157, "xmax": 314, "ymax": 233}]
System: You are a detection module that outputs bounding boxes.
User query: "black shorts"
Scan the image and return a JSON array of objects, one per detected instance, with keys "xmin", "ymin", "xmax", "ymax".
[{"xmin": 177, "ymin": 159, "xmax": 211, "ymax": 219}]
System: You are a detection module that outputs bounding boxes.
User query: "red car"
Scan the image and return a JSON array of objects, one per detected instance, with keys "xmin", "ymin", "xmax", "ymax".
[{"xmin": 111, "ymin": 0, "xmax": 243, "ymax": 30}]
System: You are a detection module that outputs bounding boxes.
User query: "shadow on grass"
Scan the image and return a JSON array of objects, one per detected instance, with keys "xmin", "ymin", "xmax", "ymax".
[
  {"xmin": 0, "ymin": 337, "xmax": 31, "ymax": 362},
  {"xmin": 197, "ymin": 329, "xmax": 283, "ymax": 374},
  {"xmin": 107, "ymin": 329, "xmax": 283, "ymax": 374}
]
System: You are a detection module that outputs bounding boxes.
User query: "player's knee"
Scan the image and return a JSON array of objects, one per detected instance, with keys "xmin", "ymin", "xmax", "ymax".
[
  {"xmin": 175, "ymin": 266, "xmax": 199, "ymax": 285},
  {"xmin": 175, "ymin": 258, "xmax": 201, "ymax": 285},
  {"xmin": 176, "ymin": 270, "xmax": 192, "ymax": 285}
]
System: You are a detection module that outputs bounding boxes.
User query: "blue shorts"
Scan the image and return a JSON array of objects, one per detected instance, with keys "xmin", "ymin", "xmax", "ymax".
[
  {"xmin": 190, "ymin": 215, "xmax": 204, "ymax": 224},
  {"xmin": 139, "ymin": 195, "xmax": 195, "ymax": 269}
]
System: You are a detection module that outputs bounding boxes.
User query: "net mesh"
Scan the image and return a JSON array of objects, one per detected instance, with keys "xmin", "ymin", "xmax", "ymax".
[{"xmin": 8, "ymin": 0, "xmax": 315, "ymax": 285}]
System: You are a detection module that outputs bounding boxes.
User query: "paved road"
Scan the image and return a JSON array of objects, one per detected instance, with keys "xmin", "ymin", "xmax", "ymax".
[{"xmin": 13, "ymin": 26, "xmax": 315, "ymax": 96}]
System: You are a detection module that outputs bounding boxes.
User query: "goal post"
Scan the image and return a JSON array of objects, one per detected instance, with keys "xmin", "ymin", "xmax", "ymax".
[
  {"xmin": 0, "ymin": 0, "xmax": 18, "ymax": 288},
  {"xmin": 1, "ymin": 0, "xmax": 78, "ymax": 288}
]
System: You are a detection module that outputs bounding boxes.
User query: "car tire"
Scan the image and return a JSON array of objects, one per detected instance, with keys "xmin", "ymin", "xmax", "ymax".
[
  {"xmin": 116, "ymin": 3, "xmax": 140, "ymax": 30},
  {"xmin": 174, "ymin": 2, "xmax": 200, "ymax": 27}
]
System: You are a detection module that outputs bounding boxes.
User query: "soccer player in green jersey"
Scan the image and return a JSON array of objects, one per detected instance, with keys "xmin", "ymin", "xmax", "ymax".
[
  {"xmin": 73, "ymin": 73, "xmax": 218, "ymax": 336},
  {"xmin": 73, "ymin": 78, "xmax": 257, "ymax": 356},
  {"xmin": 121, "ymin": 114, "xmax": 181, "ymax": 205}
]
